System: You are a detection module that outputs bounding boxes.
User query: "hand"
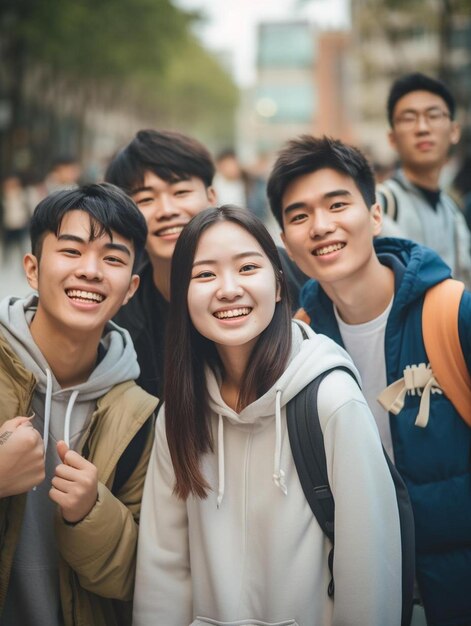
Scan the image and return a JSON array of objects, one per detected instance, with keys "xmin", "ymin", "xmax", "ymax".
[
  {"xmin": 0, "ymin": 416, "xmax": 45, "ymax": 497},
  {"xmin": 50, "ymin": 441, "xmax": 98, "ymax": 523}
]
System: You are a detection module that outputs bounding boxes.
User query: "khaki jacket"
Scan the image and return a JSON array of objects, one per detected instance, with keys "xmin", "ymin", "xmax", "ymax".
[{"xmin": 0, "ymin": 333, "xmax": 158, "ymax": 626}]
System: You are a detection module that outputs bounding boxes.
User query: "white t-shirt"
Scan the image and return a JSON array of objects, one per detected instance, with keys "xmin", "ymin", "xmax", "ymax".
[{"xmin": 334, "ymin": 298, "xmax": 395, "ymax": 462}]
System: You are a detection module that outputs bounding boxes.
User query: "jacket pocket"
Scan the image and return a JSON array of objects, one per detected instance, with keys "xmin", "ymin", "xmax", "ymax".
[{"xmin": 192, "ymin": 618, "xmax": 298, "ymax": 626}]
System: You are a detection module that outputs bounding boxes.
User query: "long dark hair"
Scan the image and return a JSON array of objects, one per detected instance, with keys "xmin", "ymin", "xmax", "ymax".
[{"xmin": 164, "ymin": 205, "xmax": 292, "ymax": 500}]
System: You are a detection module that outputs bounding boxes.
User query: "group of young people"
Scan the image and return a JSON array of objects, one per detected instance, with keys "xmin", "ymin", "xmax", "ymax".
[{"xmin": 0, "ymin": 72, "xmax": 469, "ymax": 626}]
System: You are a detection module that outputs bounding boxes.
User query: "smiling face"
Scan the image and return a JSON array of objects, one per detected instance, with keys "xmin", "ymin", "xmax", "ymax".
[
  {"xmin": 281, "ymin": 168, "xmax": 382, "ymax": 289},
  {"xmin": 389, "ymin": 90, "xmax": 460, "ymax": 174},
  {"xmin": 131, "ymin": 170, "xmax": 216, "ymax": 264},
  {"xmin": 187, "ymin": 221, "xmax": 280, "ymax": 363},
  {"xmin": 24, "ymin": 210, "xmax": 140, "ymax": 341}
]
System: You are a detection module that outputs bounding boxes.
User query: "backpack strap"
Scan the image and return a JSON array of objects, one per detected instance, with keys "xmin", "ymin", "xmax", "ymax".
[
  {"xmin": 287, "ymin": 367, "xmax": 415, "ymax": 626},
  {"xmin": 286, "ymin": 365, "xmax": 353, "ymax": 597},
  {"xmin": 377, "ymin": 181, "xmax": 399, "ymax": 221},
  {"xmin": 422, "ymin": 279, "xmax": 471, "ymax": 426},
  {"xmin": 112, "ymin": 400, "xmax": 161, "ymax": 495},
  {"xmin": 293, "ymin": 307, "xmax": 311, "ymax": 326}
]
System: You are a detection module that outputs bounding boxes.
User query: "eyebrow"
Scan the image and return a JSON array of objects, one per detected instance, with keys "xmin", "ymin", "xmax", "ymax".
[
  {"xmin": 192, "ymin": 251, "xmax": 264, "ymax": 267},
  {"xmin": 284, "ymin": 189, "xmax": 352, "ymax": 214},
  {"xmin": 131, "ymin": 186, "xmax": 153, "ymax": 194},
  {"xmin": 396, "ymin": 106, "xmax": 443, "ymax": 116},
  {"xmin": 57, "ymin": 234, "xmax": 131, "ymax": 257},
  {"xmin": 131, "ymin": 178, "xmax": 189, "ymax": 195}
]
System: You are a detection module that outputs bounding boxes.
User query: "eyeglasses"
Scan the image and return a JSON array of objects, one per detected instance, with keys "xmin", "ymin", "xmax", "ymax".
[{"xmin": 394, "ymin": 108, "xmax": 451, "ymax": 129}]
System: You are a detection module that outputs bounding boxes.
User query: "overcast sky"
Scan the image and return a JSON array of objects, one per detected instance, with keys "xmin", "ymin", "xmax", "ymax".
[{"xmin": 175, "ymin": 0, "xmax": 350, "ymax": 86}]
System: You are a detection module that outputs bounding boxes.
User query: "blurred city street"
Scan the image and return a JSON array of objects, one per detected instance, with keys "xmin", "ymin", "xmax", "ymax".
[{"xmin": 0, "ymin": 243, "xmax": 32, "ymax": 301}]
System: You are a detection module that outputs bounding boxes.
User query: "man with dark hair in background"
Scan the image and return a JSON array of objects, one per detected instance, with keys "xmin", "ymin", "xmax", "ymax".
[
  {"xmin": 378, "ymin": 72, "xmax": 471, "ymax": 287},
  {"xmin": 105, "ymin": 130, "xmax": 217, "ymax": 397}
]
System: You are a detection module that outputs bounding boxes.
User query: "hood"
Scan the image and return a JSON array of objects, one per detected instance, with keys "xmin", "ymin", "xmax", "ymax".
[
  {"xmin": 374, "ymin": 237, "xmax": 451, "ymax": 306},
  {"xmin": 0, "ymin": 294, "xmax": 140, "ymax": 451},
  {"xmin": 301, "ymin": 237, "xmax": 452, "ymax": 342},
  {"xmin": 205, "ymin": 319, "xmax": 360, "ymax": 506},
  {"xmin": 206, "ymin": 319, "xmax": 359, "ymax": 425}
]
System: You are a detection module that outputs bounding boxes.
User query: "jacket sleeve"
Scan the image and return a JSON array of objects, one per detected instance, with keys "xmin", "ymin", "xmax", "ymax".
[
  {"xmin": 133, "ymin": 407, "xmax": 192, "ymax": 626},
  {"xmin": 318, "ymin": 369, "xmax": 403, "ymax": 626},
  {"xmin": 54, "ymin": 417, "xmax": 155, "ymax": 600}
]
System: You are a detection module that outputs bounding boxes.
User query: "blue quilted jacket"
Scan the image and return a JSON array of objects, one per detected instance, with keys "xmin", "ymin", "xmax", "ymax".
[{"xmin": 300, "ymin": 237, "xmax": 471, "ymax": 626}]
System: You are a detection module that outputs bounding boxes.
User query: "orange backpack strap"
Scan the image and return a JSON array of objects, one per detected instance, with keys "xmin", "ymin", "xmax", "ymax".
[
  {"xmin": 294, "ymin": 307, "xmax": 311, "ymax": 326},
  {"xmin": 422, "ymin": 279, "xmax": 471, "ymax": 426}
]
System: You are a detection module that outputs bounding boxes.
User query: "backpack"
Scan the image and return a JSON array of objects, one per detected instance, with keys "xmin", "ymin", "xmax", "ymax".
[
  {"xmin": 287, "ymin": 366, "xmax": 415, "ymax": 626},
  {"xmin": 111, "ymin": 404, "xmax": 160, "ymax": 495},
  {"xmin": 377, "ymin": 180, "xmax": 400, "ymax": 221},
  {"xmin": 422, "ymin": 278, "xmax": 471, "ymax": 426}
]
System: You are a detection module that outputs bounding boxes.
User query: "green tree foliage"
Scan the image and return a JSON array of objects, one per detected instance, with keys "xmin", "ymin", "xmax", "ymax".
[{"xmin": 0, "ymin": 0, "xmax": 237, "ymax": 177}]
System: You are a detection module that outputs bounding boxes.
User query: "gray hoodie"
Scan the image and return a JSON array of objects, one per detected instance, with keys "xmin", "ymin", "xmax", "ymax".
[{"xmin": 0, "ymin": 294, "xmax": 139, "ymax": 626}]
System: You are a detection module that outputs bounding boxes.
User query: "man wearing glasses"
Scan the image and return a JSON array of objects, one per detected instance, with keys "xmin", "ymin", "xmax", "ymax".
[{"xmin": 378, "ymin": 72, "xmax": 471, "ymax": 287}]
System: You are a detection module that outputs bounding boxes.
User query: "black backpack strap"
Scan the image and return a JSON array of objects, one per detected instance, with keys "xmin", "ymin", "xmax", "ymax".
[
  {"xmin": 287, "ymin": 365, "xmax": 354, "ymax": 597},
  {"xmin": 112, "ymin": 402, "xmax": 160, "ymax": 495},
  {"xmin": 288, "ymin": 366, "xmax": 415, "ymax": 626},
  {"xmin": 382, "ymin": 450, "xmax": 415, "ymax": 626},
  {"xmin": 377, "ymin": 180, "xmax": 400, "ymax": 221}
]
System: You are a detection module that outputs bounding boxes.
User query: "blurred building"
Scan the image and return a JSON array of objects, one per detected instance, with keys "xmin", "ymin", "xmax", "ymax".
[{"xmin": 237, "ymin": 20, "xmax": 353, "ymax": 163}]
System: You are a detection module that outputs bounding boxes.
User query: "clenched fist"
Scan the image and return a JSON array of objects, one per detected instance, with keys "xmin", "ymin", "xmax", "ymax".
[{"xmin": 0, "ymin": 416, "xmax": 45, "ymax": 497}]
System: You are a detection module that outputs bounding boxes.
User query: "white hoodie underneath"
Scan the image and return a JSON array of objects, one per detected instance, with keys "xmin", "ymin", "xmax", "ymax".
[{"xmin": 134, "ymin": 321, "xmax": 402, "ymax": 626}]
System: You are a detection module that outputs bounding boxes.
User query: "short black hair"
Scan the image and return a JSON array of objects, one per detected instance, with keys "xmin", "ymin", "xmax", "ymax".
[
  {"xmin": 387, "ymin": 72, "xmax": 456, "ymax": 127},
  {"xmin": 104, "ymin": 129, "xmax": 215, "ymax": 194},
  {"xmin": 30, "ymin": 183, "xmax": 147, "ymax": 270},
  {"xmin": 267, "ymin": 135, "xmax": 376, "ymax": 229}
]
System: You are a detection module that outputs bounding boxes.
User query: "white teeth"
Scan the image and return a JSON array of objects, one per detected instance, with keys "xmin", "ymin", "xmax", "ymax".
[
  {"xmin": 214, "ymin": 307, "xmax": 251, "ymax": 319},
  {"xmin": 66, "ymin": 289, "xmax": 104, "ymax": 302},
  {"xmin": 157, "ymin": 226, "xmax": 184, "ymax": 236},
  {"xmin": 313, "ymin": 243, "xmax": 345, "ymax": 256}
]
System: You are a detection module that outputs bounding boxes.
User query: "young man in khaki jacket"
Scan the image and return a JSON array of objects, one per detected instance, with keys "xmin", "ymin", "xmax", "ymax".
[{"xmin": 0, "ymin": 183, "xmax": 158, "ymax": 626}]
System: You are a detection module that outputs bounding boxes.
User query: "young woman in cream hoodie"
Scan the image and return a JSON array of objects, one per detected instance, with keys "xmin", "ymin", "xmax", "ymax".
[{"xmin": 133, "ymin": 206, "xmax": 402, "ymax": 626}]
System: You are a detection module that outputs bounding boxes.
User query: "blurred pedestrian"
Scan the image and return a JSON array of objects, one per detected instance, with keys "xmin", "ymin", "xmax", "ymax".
[
  {"xmin": 215, "ymin": 148, "xmax": 268, "ymax": 222},
  {"xmin": 1, "ymin": 174, "xmax": 30, "ymax": 263},
  {"xmin": 377, "ymin": 73, "xmax": 471, "ymax": 288},
  {"xmin": 26, "ymin": 155, "xmax": 82, "ymax": 212}
]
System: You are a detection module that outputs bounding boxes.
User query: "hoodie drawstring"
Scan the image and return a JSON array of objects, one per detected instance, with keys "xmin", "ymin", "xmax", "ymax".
[
  {"xmin": 43, "ymin": 368, "xmax": 80, "ymax": 453},
  {"xmin": 217, "ymin": 414, "xmax": 225, "ymax": 508},
  {"xmin": 273, "ymin": 388, "xmax": 287, "ymax": 496},
  {"xmin": 216, "ymin": 389, "xmax": 288, "ymax": 509},
  {"xmin": 63, "ymin": 390, "xmax": 80, "ymax": 447},
  {"xmin": 43, "ymin": 368, "xmax": 53, "ymax": 454}
]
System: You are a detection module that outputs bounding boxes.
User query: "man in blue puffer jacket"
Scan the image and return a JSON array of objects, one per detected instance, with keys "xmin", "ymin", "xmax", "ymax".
[{"xmin": 267, "ymin": 135, "xmax": 471, "ymax": 626}]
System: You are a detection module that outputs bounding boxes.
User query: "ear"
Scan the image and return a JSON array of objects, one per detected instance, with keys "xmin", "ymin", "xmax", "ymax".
[
  {"xmin": 370, "ymin": 203, "xmax": 383, "ymax": 236},
  {"xmin": 23, "ymin": 254, "xmax": 40, "ymax": 291},
  {"xmin": 450, "ymin": 120, "xmax": 461, "ymax": 146},
  {"xmin": 206, "ymin": 186, "xmax": 217, "ymax": 206},
  {"xmin": 122, "ymin": 274, "xmax": 140, "ymax": 306},
  {"xmin": 276, "ymin": 275, "xmax": 282, "ymax": 303},
  {"xmin": 388, "ymin": 128, "xmax": 397, "ymax": 151},
  {"xmin": 280, "ymin": 232, "xmax": 294, "ymax": 261}
]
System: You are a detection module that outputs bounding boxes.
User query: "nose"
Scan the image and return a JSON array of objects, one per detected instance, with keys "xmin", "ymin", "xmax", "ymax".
[
  {"xmin": 216, "ymin": 271, "xmax": 243, "ymax": 301},
  {"xmin": 416, "ymin": 114, "xmax": 430, "ymax": 134},
  {"xmin": 154, "ymin": 194, "xmax": 180, "ymax": 220},
  {"xmin": 75, "ymin": 256, "xmax": 103, "ymax": 281},
  {"xmin": 309, "ymin": 209, "xmax": 336, "ymax": 239}
]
